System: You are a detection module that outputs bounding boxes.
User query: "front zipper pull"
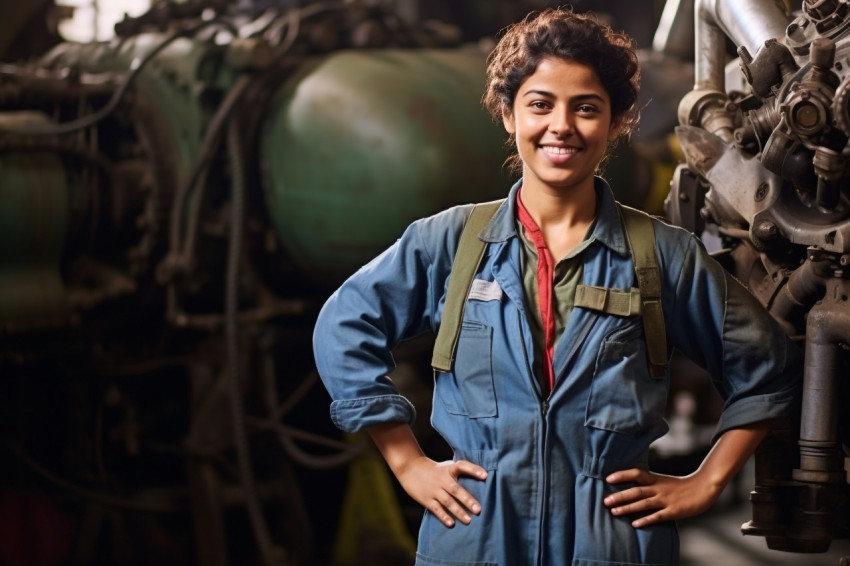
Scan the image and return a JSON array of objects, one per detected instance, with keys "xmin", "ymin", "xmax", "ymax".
[{"xmin": 541, "ymin": 399, "xmax": 549, "ymax": 417}]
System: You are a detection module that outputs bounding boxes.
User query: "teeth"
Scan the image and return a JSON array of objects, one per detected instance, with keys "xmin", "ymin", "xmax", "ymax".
[{"xmin": 542, "ymin": 146, "xmax": 577, "ymax": 155}]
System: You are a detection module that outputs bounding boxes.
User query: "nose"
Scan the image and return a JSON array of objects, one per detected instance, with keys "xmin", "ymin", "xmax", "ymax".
[{"xmin": 549, "ymin": 108, "xmax": 574, "ymax": 136}]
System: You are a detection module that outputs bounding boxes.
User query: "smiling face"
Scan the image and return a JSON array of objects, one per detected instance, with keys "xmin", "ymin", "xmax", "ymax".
[{"xmin": 502, "ymin": 57, "xmax": 620, "ymax": 199}]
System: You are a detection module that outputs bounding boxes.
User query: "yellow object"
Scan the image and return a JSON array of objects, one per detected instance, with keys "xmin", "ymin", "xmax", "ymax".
[
  {"xmin": 330, "ymin": 434, "xmax": 417, "ymax": 566},
  {"xmin": 645, "ymin": 133, "xmax": 685, "ymax": 216}
]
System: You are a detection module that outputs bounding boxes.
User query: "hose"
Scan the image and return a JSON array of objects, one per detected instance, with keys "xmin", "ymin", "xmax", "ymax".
[
  {"xmin": 168, "ymin": 74, "xmax": 253, "ymax": 263},
  {"xmin": 165, "ymin": 2, "xmax": 311, "ymax": 280},
  {"xmin": 0, "ymin": 19, "xmax": 232, "ymax": 136},
  {"xmin": 256, "ymin": 356, "xmax": 366, "ymax": 470},
  {"xmin": 225, "ymin": 117, "xmax": 282, "ymax": 566}
]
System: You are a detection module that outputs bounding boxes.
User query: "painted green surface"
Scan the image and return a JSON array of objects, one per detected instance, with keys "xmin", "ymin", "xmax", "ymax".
[
  {"xmin": 0, "ymin": 150, "xmax": 69, "ymax": 319},
  {"xmin": 2, "ymin": 38, "xmax": 516, "ymax": 312},
  {"xmin": 260, "ymin": 48, "xmax": 511, "ymax": 284}
]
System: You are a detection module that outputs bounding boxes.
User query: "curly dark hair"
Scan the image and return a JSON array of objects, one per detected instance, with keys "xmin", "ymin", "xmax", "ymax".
[{"xmin": 483, "ymin": 8, "xmax": 641, "ymax": 172}]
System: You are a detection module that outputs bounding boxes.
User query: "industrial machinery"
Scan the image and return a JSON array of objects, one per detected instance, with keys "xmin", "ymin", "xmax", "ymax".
[
  {"xmin": 14, "ymin": 0, "xmax": 850, "ymax": 564},
  {"xmin": 664, "ymin": 0, "xmax": 850, "ymax": 556},
  {"xmin": 0, "ymin": 2, "xmax": 513, "ymax": 564},
  {"xmin": 1, "ymin": 0, "xmax": 681, "ymax": 563}
]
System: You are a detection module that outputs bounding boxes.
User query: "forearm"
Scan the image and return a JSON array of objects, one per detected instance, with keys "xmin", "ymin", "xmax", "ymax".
[
  {"xmin": 367, "ymin": 421, "xmax": 426, "ymax": 477},
  {"xmin": 694, "ymin": 421, "xmax": 771, "ymax": 491}
]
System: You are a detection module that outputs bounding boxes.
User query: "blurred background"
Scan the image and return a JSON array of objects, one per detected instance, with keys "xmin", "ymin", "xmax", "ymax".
[{"xmin": 1, "ymin": 1, "xmax": 849, "ymax": 565}]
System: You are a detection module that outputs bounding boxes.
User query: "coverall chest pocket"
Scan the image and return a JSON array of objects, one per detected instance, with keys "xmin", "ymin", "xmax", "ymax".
[
  {"xmin": 585, "ymin": 318, "xmax": 667, "ymax": 434},
  {"xmin": 435, "ymin": 321, "xmax": 497, "ymax": 418}
]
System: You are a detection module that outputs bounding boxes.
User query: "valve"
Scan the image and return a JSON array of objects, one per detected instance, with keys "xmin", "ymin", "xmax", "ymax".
[{"xmin": 782, "ymin": 38, "xmax": 839, "ymax": 147}]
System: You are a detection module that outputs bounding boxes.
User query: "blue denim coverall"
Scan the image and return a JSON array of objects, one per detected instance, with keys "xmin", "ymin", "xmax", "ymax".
[{"xmin": 313, "ymin": 178, "xmax": 801, "ymax": 566}]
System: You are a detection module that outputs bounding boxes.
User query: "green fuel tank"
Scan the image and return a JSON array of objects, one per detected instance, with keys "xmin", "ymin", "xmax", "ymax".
[{"xmin": 260, "ymin": 47, "xmax": 510, "ymax": 284}]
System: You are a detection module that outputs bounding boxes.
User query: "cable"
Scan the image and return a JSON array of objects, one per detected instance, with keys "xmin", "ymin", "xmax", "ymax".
[
  {"xmin": 0, "ymin": 19, "xmax": 230, "ymax": 137},
  {"xmin": 260, "ymin": 418, "xmax": 367, "ymax": 469},
  {"xmin": 170, "ymin": 74, "xmax": 253, "ymax": 262},
  {"xmin": 164, "ymin": 3, "xmax": 344, "ymax": 283},
  {"xmin": 225, "ymin": 117, "xmax": 282, "ymax": 566},
  {"xmin": 3, "ymin": 442, "xmax": 181, "ymax": 514},
  {"xmin": 256, "ymin": 358, "xmax": 366, "ymax": 469},
  {"xmin": 717, "ymin": 226, "xmax": 752, "ymax": 241}
]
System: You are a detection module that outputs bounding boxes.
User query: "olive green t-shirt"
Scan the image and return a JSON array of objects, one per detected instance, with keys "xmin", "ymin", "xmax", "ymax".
[{"xmin": 516, "ymin": 218, "xmax": 596, "ymax": 386}]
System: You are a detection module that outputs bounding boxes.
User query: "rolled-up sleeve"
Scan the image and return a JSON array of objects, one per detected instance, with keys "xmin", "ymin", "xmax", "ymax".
[
  {"xmin": 312, "ymin": 208, "xmax": 467, "ymax": 433},
  {"xmin": 661, "ymin": 226, "xmax": 803, "ymax": 441}
]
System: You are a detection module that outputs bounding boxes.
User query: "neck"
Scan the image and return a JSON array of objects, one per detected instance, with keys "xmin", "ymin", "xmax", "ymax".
[{"xmin": 519, "ymin": 178, "xmax": 597, "ymax": 230}]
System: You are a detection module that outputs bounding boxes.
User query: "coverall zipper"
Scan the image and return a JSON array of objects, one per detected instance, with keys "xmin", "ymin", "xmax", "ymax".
[{"xmin": 517, "ymin": 310, "xmax": 551, "ymax": 566}]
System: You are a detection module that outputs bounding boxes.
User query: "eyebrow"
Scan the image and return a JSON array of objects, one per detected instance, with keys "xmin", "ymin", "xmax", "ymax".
[{"xmin": 521, "ymin": 89, "xmax": 607, "ymax": 103}]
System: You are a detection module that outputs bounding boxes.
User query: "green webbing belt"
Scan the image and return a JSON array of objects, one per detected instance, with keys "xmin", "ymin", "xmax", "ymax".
[
  {"xmin": 431, "ymin": 199, "xmax": 504, "ymax": 373},
  {"xmin": 431, "ymin": 200, "xmax": 668, "ymax": 379},
  {"xmin": 573, "ymin": 285, "xmax": 642, "ymax": 316},
  {"xmin": 576, "ymin": 205, "xmax": 669, "ymax": 379}
]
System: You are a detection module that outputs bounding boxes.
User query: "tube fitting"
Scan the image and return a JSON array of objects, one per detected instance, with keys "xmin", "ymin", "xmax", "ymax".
[{"xmin": 678, "ymin": 89, "xmax": 737, "ymax": 143}]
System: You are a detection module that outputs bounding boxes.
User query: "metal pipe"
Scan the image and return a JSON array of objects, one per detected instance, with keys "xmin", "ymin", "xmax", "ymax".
[
  {"xmin": 798, "ymin": 301, "xmax": 850, "ymax": 445},
  {"xmin": 652, "ymin": 0, "xmax": 694, "ymax": 60},
  {"xmin": 792, "ymin": 296, "xmax": 850, "ymax": 488},
  {"xmin": 695, "ymin": 0, "xmax": 791, "ymax": 91},
  {"xmin": 817, "ymin": 177, "xmax": 841, "ymax": 209},
  {"xmin": 769, "ymin": 256, "xmax": 831, "ymax": 322}
]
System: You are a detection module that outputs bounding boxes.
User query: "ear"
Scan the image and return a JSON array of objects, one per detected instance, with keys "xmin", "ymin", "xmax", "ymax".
[
  {"xmin": 502, "ymin": 107, "xmax": 516, "ymax": 135},
  {"xmin": 607, "ymin": 117, "xmax": 623, "ymax": 142}
]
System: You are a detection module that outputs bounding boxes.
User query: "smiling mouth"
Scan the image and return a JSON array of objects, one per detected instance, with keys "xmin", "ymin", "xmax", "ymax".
[{"xmin": 541, "ymin": 145, "xmax": 579, "ymax": 156}]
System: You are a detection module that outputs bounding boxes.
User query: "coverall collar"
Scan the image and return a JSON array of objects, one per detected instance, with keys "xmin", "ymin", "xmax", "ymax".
[{"xmin": 479, "ymin": 176, "xmax": 631, "ymax": 258}]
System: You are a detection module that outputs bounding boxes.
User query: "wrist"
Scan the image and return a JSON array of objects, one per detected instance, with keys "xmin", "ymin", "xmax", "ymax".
[
  {"xmin": 367, "ymin": 422, "xmax": 425, "ymax": 476},
  {"xmin": 696, "ymin": 467, "xmax": 731, "ymax": 497},
  {"xmin": 695, "ymin": 424, "xmax": 769, "ymax": 496}
]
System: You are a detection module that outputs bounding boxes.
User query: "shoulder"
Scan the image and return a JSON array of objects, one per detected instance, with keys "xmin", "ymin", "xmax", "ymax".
[
  {"xmin": 618, "ymin": 207, "xmax": 715, "ymax": 291},
  {"xmin": 645, "ymin": 215, "xmax": 735, "ymax": 305},
  {"xmin": 617, "ymin": 204, "xmax": 701, "ymax": 262},
  {"xmin": 412, "ymin": 203, "xmax": 475, "ymax": 233},
  {"xmin": 649, "ymin": 214, "xmax": 701, "ymax": 251},
  {"xmin": 406, "ymin": 203, "xmax": 479, "ymax": 260}
]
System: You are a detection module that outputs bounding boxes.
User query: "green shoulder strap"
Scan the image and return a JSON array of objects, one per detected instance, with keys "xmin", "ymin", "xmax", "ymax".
[
  {"xmin": 574, "ymin": 203, "xmax": 668, "ymax": 378},
  {"xmin": 432, "ymin": 199, "xmax": 668, "ymax": 379},
  {"xmin": 431, "ymin": 199, "xmax": 505, "ymax": 372}
]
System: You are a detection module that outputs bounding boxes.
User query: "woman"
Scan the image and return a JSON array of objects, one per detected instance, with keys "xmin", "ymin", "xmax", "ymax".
[{"xmin": 313, "ymin": 8, "xmax": 800, "ymax": 565}]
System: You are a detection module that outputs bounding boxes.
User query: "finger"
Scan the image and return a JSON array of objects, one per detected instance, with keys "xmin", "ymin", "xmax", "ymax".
[
  {"xmin": 603, "ymin": 487, "xmax": 635, "ymax": 507},
  {"xmin": 452, "ymin": 460, "xmax": 489, "ymax": 481},
  {"xmin": 436, "ymin": 490, "xmax": 473, "ymax": 525},
  {"xmin": 602, "ymin": 486, "xmax": 657, "ymax": 508},
  {"xmin": 425, "ymin": 500, "xmax": 457, "ymax": 528},
  {"xmin": 445, "ymin": 480, "xmax": 482, "ymax": 516},
  {"xmin": 630, "ymin": 508, "xmax": 670, "ymax": 529},
  {"xmin": 605, "ymin": 468, "xmax": 650, "ymax": 484},
  {"xmin": 609, "ymin": 492, "xmax": 664, "ymax": 516}
]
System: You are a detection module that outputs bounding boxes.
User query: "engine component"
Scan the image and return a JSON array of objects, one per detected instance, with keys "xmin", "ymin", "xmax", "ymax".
[
  {"xmin": 0, "ymin": 112, "xmax": 70, "ymax": 322},
  {"xmin": 0, "ymin": 3, "xmax": 510, "ymax": 565},
  {"xmin": 670, "ymin": 0, "xmax": 850, "ymax": 554}
]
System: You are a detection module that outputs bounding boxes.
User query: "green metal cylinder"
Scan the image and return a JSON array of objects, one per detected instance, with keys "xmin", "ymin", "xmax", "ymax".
[
  {"xmin": 0, "ymin": 113, "xmax": 70, "ymax": 322},
  {"xmin": 260, "ymin": 48, "xmax": 510, "ymax": 284}
]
